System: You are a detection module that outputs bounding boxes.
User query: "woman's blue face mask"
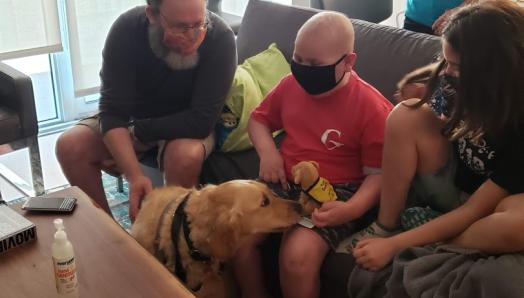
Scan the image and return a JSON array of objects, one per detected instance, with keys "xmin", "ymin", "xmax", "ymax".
[{"xmin": 291, "ymin": 55, "xmax": 347, "ymax": 95}]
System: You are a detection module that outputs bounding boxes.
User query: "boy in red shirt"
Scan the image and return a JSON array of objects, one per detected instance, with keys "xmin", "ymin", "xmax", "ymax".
[{"xmin": 234, "ymin": 12, "xmax": 392, "ymax": 298}]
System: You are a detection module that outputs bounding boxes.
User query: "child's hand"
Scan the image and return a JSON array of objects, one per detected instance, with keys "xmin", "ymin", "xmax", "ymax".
[
  {"xmin": 353, "ymin": 237, "xmax": 398, "ymax": 271},
  {"xmin": 312, "ymin": 201, "xmax": 352, "ymax": 227},
  {"xmin": 259, "ymin": 151, "xmax": 288, "ymax": 189}
]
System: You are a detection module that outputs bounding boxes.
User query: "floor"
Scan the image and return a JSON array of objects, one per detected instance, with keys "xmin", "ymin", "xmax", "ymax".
[{"xmin": 0, "ymin": 132, "xmax": 68, "ymax": 202}]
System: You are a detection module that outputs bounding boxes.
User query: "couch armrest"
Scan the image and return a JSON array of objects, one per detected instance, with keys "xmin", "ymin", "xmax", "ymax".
[{"xmin": 0, "ymin": 62, "xmax": 38, "ymax": 139}]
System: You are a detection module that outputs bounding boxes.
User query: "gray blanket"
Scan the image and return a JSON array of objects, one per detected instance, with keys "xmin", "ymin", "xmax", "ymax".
[{"xmin": 348, "ymin": 245, "xmax": 524, "ymax": 298}]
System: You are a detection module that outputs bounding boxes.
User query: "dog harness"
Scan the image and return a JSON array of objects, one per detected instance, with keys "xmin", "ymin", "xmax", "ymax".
[
  {"xmin": 171, "ymin": 192, "xmax": 212, "ymax": 286},
  {"xmin": 304, "ymin": 177, "xmax": 338, "ymax": 203}
]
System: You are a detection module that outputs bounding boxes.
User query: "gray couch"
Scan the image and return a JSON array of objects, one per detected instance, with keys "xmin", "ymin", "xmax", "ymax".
[{"xmin": 199, "ymin": 0, "xmax": 442, "ymax": 297}]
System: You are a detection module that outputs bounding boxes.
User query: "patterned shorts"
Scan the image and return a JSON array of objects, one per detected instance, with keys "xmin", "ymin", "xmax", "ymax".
[{"xmin": 267, "ymin": 182, "xmax": 376, "ymax": 250}]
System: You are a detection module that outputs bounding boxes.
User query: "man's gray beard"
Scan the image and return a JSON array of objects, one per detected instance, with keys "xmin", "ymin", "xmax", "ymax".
[{"xmin": 148, "ymin": 25, "xmax": 199, "ymax": 70}]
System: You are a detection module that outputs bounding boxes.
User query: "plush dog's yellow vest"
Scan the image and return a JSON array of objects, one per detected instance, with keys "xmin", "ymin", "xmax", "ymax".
[{"xmin": 306, "ymin": 177, "xmax": 337, "ymax": 203}]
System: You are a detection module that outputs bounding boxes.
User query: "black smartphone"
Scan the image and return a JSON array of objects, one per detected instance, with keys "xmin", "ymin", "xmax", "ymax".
[{"xmin": 21, "ymin": 196, "xmax": 77, "ymax": 213}]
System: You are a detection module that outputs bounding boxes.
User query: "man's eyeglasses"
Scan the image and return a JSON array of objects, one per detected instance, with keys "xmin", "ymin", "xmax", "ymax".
[{"xmin": 158, "ymin": 11, "xmax": 209, "ymax": 35}]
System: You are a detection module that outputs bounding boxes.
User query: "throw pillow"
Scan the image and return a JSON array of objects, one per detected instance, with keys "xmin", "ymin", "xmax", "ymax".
[{"xmin": 216, "ymin": 43, "xmax": 290, "ymax": 152}]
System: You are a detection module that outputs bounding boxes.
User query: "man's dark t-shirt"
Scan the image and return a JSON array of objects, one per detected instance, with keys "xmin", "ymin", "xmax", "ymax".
[{"xmin": 98, "ymin": 6, "xmax": 237, "ymax": 142}]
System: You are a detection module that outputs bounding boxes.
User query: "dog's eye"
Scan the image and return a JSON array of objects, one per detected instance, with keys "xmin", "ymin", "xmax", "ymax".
[{"xmin": 261, "ymin": 195, "xmax": 270, "ymax": 207}]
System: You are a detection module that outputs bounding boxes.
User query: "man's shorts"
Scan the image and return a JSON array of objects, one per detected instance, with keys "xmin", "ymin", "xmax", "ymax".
[
  {"xmin": 77, "ymin": 115, "xmax": 215, "ymax": 175},
  {"xmin": 267, "ymin": 182, "xmax": 376, "ymax": 250}
]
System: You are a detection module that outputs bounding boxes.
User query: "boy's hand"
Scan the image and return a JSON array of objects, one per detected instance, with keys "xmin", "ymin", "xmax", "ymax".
[
  {"xmin": 353, "ymin": 237, "xmax": 398, "ymax": 271},
  {"xmin": 312, "ymin": 201, "xmax": 353, "ymax": 227},
  {"xmin": 259, "ymin": 151, "xmax": 288, "ymax": 189}
]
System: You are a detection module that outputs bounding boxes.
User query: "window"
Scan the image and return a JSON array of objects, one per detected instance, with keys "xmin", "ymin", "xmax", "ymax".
[
  {"xmin": 3, "ymin": 55, "xmax": 59, "ymax": 123},
  {"xmin": 1, "ymin": 0, "xmax": 144, "ymax": 130}
]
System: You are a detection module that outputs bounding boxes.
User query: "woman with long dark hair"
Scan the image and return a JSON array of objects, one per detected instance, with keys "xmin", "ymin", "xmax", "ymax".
[{"xmin": 352, "ymin": 0, "xmax": 524, "ymax": 270}]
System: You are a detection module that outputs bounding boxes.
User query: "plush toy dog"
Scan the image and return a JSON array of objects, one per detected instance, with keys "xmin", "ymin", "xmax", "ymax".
[{"xmin": 291, "ymin": 161, "xmax": 337, "ymax": 215}]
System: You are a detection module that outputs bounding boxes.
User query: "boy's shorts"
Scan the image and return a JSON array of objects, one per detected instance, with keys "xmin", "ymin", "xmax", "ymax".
[
  {"xmin": 267, "ymin": 182, "xmax": 376, "ymax": 250},
  {"xmin": 77, "ymin": 115, "xmax": 215, "ymax": 175}
]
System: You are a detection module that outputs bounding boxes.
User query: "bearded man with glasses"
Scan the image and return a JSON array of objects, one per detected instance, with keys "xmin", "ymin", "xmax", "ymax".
[{"xmin": 56, "ymin": 0, "xmax": 237, "ymax": 220}]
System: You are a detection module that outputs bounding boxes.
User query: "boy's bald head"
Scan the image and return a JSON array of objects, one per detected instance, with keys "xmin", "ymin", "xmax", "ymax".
[{"xmin": 295, "ymin": 11, "xmax": 355, "ymax": 60}]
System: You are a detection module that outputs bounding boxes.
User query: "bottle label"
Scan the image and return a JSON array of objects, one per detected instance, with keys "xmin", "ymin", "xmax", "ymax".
[{"xmin": 53, "ymin": 256, "xmax": 78, "ymax": 295}]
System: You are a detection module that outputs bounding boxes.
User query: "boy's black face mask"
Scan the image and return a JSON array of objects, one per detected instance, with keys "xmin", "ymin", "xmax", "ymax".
[{"xmin": 291, "ymin": 55, "xmax": 347, "ymax": 95}]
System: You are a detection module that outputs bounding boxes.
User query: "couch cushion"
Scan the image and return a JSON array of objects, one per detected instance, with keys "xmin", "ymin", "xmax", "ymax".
[
  {"xmin": 0, "ymin": 62, "xmax": 38, "ymax": 140},
  {"xmin": 236, "ymin": 0, "xmax": 317, "ymax": 63},
  {"xmin": 241, "ymin": 43, "xmax": 291, "ymax": 96},
  {"xmin": 352, "ymin": 22, "xmax": 441, "ymax": 102},
  {"xmin": 0, "ymin": 106, "xmax": 22, "ymax": 144},
  {"xmin": 216, "ymin": 43, "xmax": 290, "ymax": 152},
  {"xmin": 216, "ymin": 66, "xmax": 262, "ymax": 152}
]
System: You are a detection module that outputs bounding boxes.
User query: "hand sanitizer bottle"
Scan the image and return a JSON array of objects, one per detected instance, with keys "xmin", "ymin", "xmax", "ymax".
[{"xmin": 52, "ymin": 218, "xmax": 79, "ymax": 297}]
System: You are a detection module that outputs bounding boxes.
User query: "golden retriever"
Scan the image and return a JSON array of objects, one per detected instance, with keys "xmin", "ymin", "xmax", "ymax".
[{"xmin": 131, "ymin": 180, "xmax": 302, "ymax": 298}]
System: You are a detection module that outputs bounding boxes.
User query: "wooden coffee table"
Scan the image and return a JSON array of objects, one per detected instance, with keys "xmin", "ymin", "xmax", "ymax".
[{"xmin": 0, "ymin": 186, "xmax": 194, "ymax": 298}]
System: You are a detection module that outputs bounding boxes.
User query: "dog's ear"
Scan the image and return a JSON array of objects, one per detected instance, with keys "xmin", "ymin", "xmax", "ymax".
[
  {"xmin": 207, "ymin": 204, "xmax": 244, "ymax": 261},
  {"xmin": 224, "ymin": 200, "xmax": 244, "ymax": 228}
]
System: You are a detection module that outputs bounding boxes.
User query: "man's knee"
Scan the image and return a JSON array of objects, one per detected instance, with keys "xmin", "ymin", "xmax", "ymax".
[
  {"xmin": 163, "ymin": 139, "xmax": 206, "ymax": 172},
  {"xmin": 56, "ymin": 127, "xmax": 102, "ymax": 165}
]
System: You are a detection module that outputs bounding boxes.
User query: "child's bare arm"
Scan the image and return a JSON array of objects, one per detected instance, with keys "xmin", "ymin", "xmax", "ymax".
[
  {"xmin": 354, "ymin": 179, "xmax": 508, "ymax": 270},
  {"xmin": 248, "ymin": 117, "xmax": 287, "ymax": 188},
  {"xmin": 344, "ymin": 173, "xmax": 381, "ymax": 219}
]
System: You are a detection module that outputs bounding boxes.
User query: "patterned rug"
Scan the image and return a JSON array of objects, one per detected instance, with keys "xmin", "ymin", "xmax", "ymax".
[{"xmin": 102, "ymin": 173, "xmax": 131, "ymax": 231}]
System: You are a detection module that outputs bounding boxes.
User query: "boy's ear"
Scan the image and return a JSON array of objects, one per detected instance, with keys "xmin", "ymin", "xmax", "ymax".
[{"xmin": 344, "ymin": 53, "xmax": 357, "ymax": 71}]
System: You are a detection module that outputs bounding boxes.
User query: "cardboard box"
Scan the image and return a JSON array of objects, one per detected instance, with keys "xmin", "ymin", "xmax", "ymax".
[{"xmin": 0, "ymin": 202, "xmax": 36, "ymax": 253}]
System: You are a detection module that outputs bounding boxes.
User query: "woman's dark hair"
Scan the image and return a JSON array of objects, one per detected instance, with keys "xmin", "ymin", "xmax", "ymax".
[{"xmin": 413, "ymin": 0, "xmax": 524, "ymax": 140}]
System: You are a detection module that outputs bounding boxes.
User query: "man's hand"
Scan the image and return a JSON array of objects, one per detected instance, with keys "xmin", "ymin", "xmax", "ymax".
[
  {"xmin": 128, "ymin": 175, "xmax": 153, "ymax": 222},
  {"xmin": 312, "ymin": 201, "xmax": 354, "ymax": 227},
  {"xmin": 353, "ymin": 237, "xmax": 399, "ymax": 271},
  {"xmin": 259, "ymin": 151, "xmax": 288, "ymax": 189}
]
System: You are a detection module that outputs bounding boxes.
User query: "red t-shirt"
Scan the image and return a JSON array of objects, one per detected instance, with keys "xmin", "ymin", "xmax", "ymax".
[{"xmin": 251, "ymin": 72, "xmax": 392, "ymax": 184}]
